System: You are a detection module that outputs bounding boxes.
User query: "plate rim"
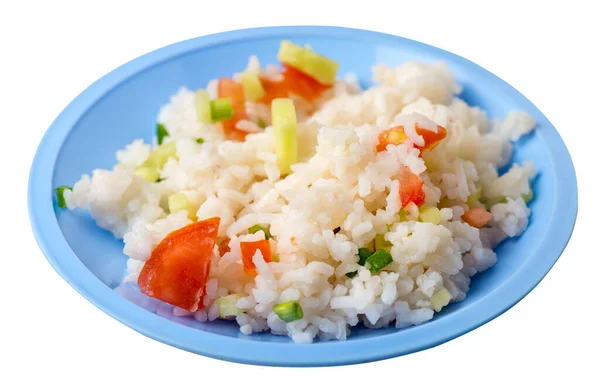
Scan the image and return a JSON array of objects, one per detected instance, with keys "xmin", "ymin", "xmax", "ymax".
[{"xmin": 28, "ymin": 25, "xmax": 578, "ymax": 367}]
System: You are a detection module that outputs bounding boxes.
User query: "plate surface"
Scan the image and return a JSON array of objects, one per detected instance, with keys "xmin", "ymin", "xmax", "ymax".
[{"xmin": 28, "ymin": 26, "xmax": 577, "ymax": 366}]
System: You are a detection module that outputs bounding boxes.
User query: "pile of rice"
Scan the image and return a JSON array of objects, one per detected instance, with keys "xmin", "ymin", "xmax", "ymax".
[{"xmin": 65, "ymin": 57, "xmax": 535, "ymax": 343}]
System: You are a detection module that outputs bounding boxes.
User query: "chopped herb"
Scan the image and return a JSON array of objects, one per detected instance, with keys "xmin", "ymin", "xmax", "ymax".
[
  {"xmin": 333, "ymin": 226, "xmax": 341, "ymax": 234},
  {"xmin": 357, "ymin": 247, "xmax": 374, "ymax": 266},
  {"xmin": 196, "ymin": 137, "xmax": 205, "ymax": 144},
  {"xmin": 156, "ymin": 123, "xmax": 169, "ymax": 145},
  {"xmin": 273, "ymin": 300, "xmax": 304, "ymax": 323},
  {"xmin": 55, "ymin": 186, "xmax": 72, "ymax": 208},
  {"xmin": 364, "ymin": 249, "xmax": 393, "ymax": 274},
  {"xmin": 248, "ymin": 224, "xmax": 271, "ymax": 239},
  {"xmin": 345, "ymin": 271, "xmax": 358, "ymax": 278}
]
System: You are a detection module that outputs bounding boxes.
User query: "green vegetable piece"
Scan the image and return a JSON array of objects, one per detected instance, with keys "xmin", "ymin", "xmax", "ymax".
[
  {"xmin": 210, "ymin": 98, "xmax": 234, "ymax": 122},
  {"xmin": 364, "ymin": 249, "xmax": 393, "ymax": 274},
  {"xmin": 357, "ymin": 247, "xmax": 374, "ymax": 266},
  {"xmin": 133, "ymin": 166, "xmax": 160, "ymax": 182},
  {"xmin": 272, "ymin": 98, "xmax": 298, "ymax": 175},
  {"xmin": 241, "ymin": 73, "xmax": 265, "ymax": 102},
  {"xmin": 466, "ymin": 186, "xmax": 482, "ymax": 207},
  {"xmin": 418, "ymin": 206, "xmax": 442, "ymax": 225},
  {"xmin": 196, "ymin": 138, "xmax": 205, "ymax": 144},
  {"xmin": 431, "ymin": 288, "xmax": 452, "ymax": 312},
  {"xmin": 55, "ymin": 186, "xmax": 72, "ymax": 208},
  {"xmin": 168, "ymin": 193, "xmax": 196, "ymax": 220},
  {"xmin": 374, "ymin": 233, "xmax": 392, "ymax": 252},
  {"xmin": 146, "ymin": 141, "xmax": 177, "ymax": 169},
  {"xmin": 273, "ymin": 300, "xmax": 304, "ymax": 323},
  {"xmin": 277, "ymin": 40, "xmax": 339, "ymax": 85},
  {"xmin": 195, "ymin": 89, "xmax": 212, "ymax": 124},
  {"xmin": 156, "ymin": 123, "xmax": 169, "ymax": 145},
  {"xmin": 522, "ymin": 189, "xmax": 534, "ymax": 203},
  {"xmin": 217, "ymin": 294, "xmax": 243, "ymax": 318},
  {"xmin": 345, "ymin": 271, "xmax": 358, "ymax": 278},
  {"xmin": 257, "ymin": 117, "xmax": 267, "ymax": 129},
  {"xmin": 248, "ymin": 224, "xmax": 271, "ymax": 239}
]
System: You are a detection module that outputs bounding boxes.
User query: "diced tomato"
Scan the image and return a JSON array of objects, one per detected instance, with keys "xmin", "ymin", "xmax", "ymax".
[
  {"xmin": 217, "ymin": 78, "xmax": 249, "ymax": 140},
  {"xmin": 398, "ymin": 166, "xmax": 426, "ymax": 210},
  {"xmin": 376, "ymin": 124, "xmax": 447, "ymax": 153},
  {"xmin": 259, "ymin": 64, "xmax": 331, "ymax": 104},
  {"xmin": 218, "ymin": 238, "xmax": 231, "ymax": 256},
  {"xmin": 240, "ymin": 240, "xmax": 272, "ymax": 275},
  {"xmin": 137, "ymin": 217, "xmax": 220, "ymax": 312},
  {"xmin": 462, "ymin": 207, "xmax": 493, "ymax": 228}
]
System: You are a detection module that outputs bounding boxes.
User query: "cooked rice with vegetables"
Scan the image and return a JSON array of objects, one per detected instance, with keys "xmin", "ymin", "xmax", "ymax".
[{"xmin": 59, "ymin": 41, "xmax": 536, "ymax": 343}]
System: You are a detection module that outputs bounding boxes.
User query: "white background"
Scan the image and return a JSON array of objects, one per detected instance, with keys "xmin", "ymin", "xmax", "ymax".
[{"xmin": 2, "ymin": 1, "xmax": 598, "ymax": 390}]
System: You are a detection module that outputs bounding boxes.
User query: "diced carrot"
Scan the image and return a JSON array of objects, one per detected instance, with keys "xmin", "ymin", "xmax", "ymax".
[
  {"xmin": 240, "ymin": 240, "xmax": 272, "ymax": 275},
  {"xmin": 376, "ymin": 124, "xmax": 447, "ymax": 152},
  {"xmin": 218, "ymin": 78, "xmax": 249, "ymax": 140},
  {"xmin": 138, "ymin": 217, "xmax": 220, "ymax": 312},
  {"xmin": 398, "ymin": 166, "xmax": 426, "ymax": 210},
  {"xmin": 462, "ymin": 207, "xmax": 493, "ymax": 228}
]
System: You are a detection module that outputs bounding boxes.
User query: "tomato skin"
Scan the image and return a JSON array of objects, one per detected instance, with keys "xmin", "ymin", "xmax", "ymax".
[
  {"xmin": 137, "ymin": 217, "xmax": 220, "ymax": 312},
  {"xmin": 240, "ymin": 240, "xmax": 272, "ymax": 275},
  {"xmin": 217, "ymin": 78, "xmax": 249, "ymax": 140},
  {"xmin": 398, "ymin": 166, "xmax": 426, "ymax": 210},
  {"xmin": 377, "ymin": 124, "xmax": 447, "ymax": 152}
]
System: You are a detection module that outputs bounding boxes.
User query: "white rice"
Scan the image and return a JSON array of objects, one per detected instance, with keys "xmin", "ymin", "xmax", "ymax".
[{"xmin": 65, "ymin": 57, "xmax": 535, "ymax": 343}]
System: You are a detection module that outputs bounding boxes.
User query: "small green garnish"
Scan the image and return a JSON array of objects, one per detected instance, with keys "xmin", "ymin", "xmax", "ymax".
[
  {"xmin": 431, "ymin": 288, "xmax": 452, "ymax": 312},
  {"xmin": 357, "ymin": 247, "xmax": 374, "ymax": 266},
  {"xmin": 272, "ymin": 98, "xmax": 298, "ymax": 175},
  {"xmin": 210, "ymin": 98, "xmax": 234, "ymax": 122},
  {"xmin": 217, "ymin": 294, "xmax": 243, "ymax": 318},
  {"xmin": 133, "ymin": 166, "xmax": 160, "ymax": 182},
  {"xmin": 196, "ymin": 138, "xmax": 205, "ymax": 144},
  {"xmin": 273, "ymin": 300, "xmax": 304, "ymax": 323},
  {"xmin": 248, "ymin": 224, "xmax": 271, "ymax": 239},
  {"xmin": 345, "ymin": 271, "xmax": 358, "ymax": 278},
  {"xmin": 55, "ymin": 186, "xmax": 72, "ymax": 208},
  {"xmin": 257, "ymin": 117, "xmax": 267, "ymax": 129},
  {"xmin": 364, "ymin": 249, "xmax": 393, "ymax": 274},
  {"xmin": 156, "ymin": 123, "xmax": 169, "ymax": 145},
  {"xmin": 195, "ymin": 89, "xmax": 212, "ymax": 124}
]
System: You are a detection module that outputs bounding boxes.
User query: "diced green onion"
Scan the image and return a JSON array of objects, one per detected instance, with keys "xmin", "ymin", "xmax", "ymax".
[
  {"xmin": 430, "ymin": 288, "xmax": 452, "ymax": 312},
  {"xmin": 273, "ymin": 300, "xmax": 304, "ymax": 323},
  {"xmin": 345, "ymin": 271, "xmax": 358, "ymax": 278},
  {"xmin": 257, "ymin": 117, "xmax": 267, "ymax": 129},
  {"xmin": 248, "ymin": 224, "xmax": 271, "ymax": 239},
  {"xmin": 168, "ymin": 193, "xmax": 196, "ymax": 220},
  {"xmin": 196, "ymin": 137, "xmax": 205, "ymax": 144},
  {"xmin": 418, "ymin": 206, "xmax": 442, "ymax": 225},
  {"xmin": 210, "ymin": 98, "xmax": 234, "ymax": 122},
  {"xmin": 357, "ymin": 247, "xmax": 374, "ymax": 266},
  {"xmin": 146, "ymin": 141, "xmax": 177, "ymax": 169},
  {"xmin": 522, "ymin": 189, "xmax": 534, "ymax": 203},
  {"xmin": 217, "ymin": 294, "xmax": 243, "ymax": 318},
  {"xmin": 156, "ymin": 123, "xmax": 169, "ymax": 145},
  {"xmin": 241, "ymin": 73, "xmax": 265, "ymax": 102},
  {"xmin": 277, "ymin": 41, "xmax": 339, "ymax": 85},
  {"xmin": 364, "ymin": 249, "xmax": 393, "ymax": 274},
  {"xmin": 195, "ymin": 89, "xmax": 212, "ymax": 124},
  {"xmin": 271, "ymin": 98, "xmax": 298, "ymax": 175},
  {"xmin": 466, "ymin": 186, "xmax": 482, "ymax": 207},
  {"xmin": 374, "ymin": 233, "xmax": 392, "ymax": 252},
  {"xmin": 133, "ymin": 166, "xmax": 160, "ymax": 182},
  {"xmin": 55, "ymin": 186, "xmax": 72, "ymax": 208}
]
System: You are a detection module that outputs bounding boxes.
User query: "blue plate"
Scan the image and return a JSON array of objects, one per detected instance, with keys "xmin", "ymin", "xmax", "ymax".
[{"xmin": 28, "ymin": 26, "xmax": 577, "ymax": 366}]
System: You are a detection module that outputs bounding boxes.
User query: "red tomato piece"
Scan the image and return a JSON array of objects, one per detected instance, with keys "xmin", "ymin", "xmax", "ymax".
[
  {"xmin": 137, "ymin": 217, "xmax": 220, "ymax": 312},
  {"xmin": 217, "ymin": 78, "xmax": 249, "ymax": 140},
  {"xmin": 462, "ymin": 207, "xmax": 493, "ymax": 228},
  {"xmin": 259, "ymin": 64, "xmax": 331, "ymax": 104},
  {"xmin": 376, "ymin": 124, "xmax": 447, "ymax": 153},
  {"xmin": 398, "ymin": 166, "xmax": 426, "ymax": 210},
  {"xmin": 240, "ymin": 240, "xmax": 272, "ymax": 275}
]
